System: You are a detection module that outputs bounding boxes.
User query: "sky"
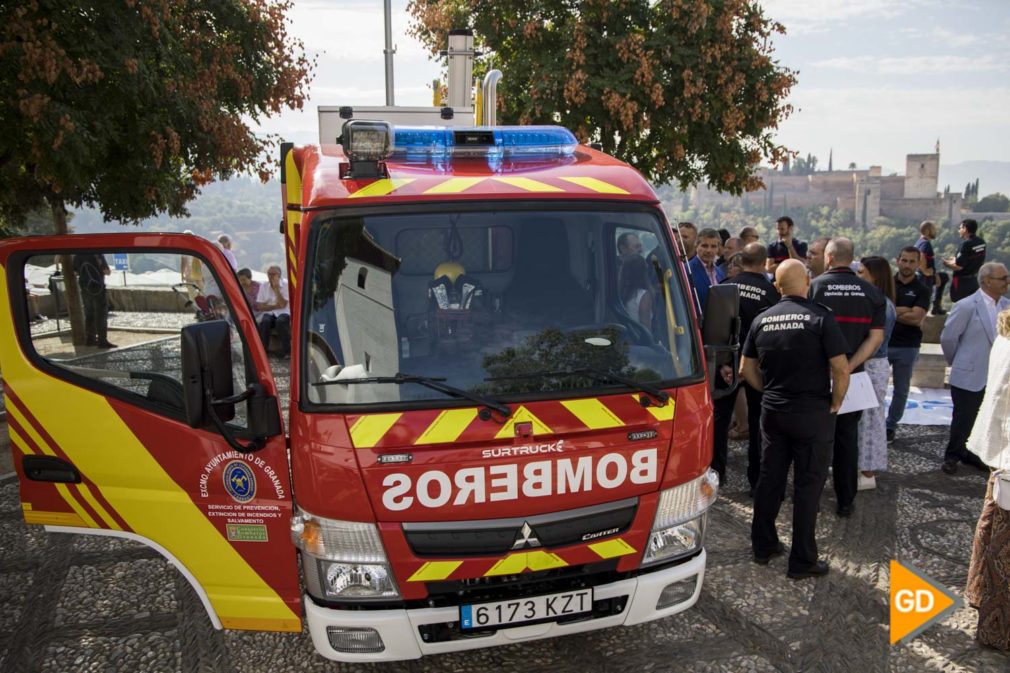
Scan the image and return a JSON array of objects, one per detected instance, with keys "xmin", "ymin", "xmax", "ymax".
[{"xmin": 260, "ymin": 0, "xmax": 1010, "ymax": 175}]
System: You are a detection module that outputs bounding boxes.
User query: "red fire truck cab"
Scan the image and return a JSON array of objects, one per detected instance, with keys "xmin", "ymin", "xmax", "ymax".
[{"xmin": 1, "ymin": 121, "xmax": 734, "ymax": 661}]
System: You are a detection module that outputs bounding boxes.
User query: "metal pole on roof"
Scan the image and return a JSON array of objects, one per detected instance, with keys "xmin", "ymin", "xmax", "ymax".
[{"xmin": 383, "ymin": 0, "xmax": 395, "ymax": 106}]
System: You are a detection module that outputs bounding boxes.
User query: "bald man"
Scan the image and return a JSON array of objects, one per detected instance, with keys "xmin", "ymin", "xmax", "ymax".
[
  {"xmin": 809, "ymin": 238, "xmax": 885, "ymax": 518},
  {"xmin": 741, "ymin": 259, "xmax": 850, "ymax": 580}
]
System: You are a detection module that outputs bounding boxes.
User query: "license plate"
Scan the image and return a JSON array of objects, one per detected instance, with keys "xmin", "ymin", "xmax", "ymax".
[{"xmin": 459, "ymin": 588, "xmax": 593, "ymax": 630}]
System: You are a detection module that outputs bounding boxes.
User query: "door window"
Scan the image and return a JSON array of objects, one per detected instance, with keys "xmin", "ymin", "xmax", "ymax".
[{"xmin": 22, "ymin": 251, "xmax": 252, "ymax": 428}]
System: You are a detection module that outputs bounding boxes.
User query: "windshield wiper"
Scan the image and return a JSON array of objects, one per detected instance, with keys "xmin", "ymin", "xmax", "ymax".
[
  {"xmin": 314, "ymin": 372, "xmax": 511, "ymax": 420},
  {"xmin": 485, "ymin": 368, "xmax": 670, "ymax": 406}
]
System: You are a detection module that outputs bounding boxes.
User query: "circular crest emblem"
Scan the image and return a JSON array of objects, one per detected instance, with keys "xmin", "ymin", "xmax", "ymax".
[{"xmin": 223, "ymin": 460, "xmax": 256, "ymax": 503}]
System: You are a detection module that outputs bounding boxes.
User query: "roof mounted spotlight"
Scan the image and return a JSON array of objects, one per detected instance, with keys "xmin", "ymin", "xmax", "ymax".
[{"xmin": 341, "ymin": 120, "xmax": 394, "ymax": 179}]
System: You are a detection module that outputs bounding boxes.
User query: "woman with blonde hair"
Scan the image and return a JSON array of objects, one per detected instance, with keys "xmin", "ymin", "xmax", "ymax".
[
  {"xmin": 855, "ymin": 256, "xmax": 897, "ymax": 490},
  {"xmin": 965, "ymin": 307, "xmax": 1010, "ymax": 651}
]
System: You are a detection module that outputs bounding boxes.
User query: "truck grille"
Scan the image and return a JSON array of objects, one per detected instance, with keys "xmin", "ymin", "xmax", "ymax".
[{"xmin": 402, "ymin": 497, "xmax": 638, "ymax": 557}]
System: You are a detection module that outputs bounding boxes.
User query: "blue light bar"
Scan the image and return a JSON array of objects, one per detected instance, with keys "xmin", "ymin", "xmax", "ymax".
[{"xmin": 390, "ymin": 126, "xmax": 578, "ymax": 160}]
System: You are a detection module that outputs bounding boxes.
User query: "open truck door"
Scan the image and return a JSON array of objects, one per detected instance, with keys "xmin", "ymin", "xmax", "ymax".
[{"xmin": 0, "ymin": 233, "xmax": 300, "ymax": 633}]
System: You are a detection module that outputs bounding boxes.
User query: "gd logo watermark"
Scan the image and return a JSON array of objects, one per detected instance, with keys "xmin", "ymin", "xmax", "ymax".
[{"xmin": 889, "ymin": 560, "xmax": 963, "ymax": 645}]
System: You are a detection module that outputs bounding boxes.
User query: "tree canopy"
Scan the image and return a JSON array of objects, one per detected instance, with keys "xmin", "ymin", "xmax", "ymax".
[
  {"xmin": 408, "ymin": 0, "xmax": 796, "ymax": 194},
  {"xmin": 0, "ymin": 0, "xmax": 313, "ymax": 228},
  {"xmin": 973, "ymin": 193, "xmax": 1009, "ymax": 213}
]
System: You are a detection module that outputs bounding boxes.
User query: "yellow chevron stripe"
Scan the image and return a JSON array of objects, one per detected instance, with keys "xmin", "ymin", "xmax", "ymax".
[
  {"xmin": 525, "ymin": 550, "xmax": 569, "ymax": 571},
  {"xmin": 221, "ymin": 616, "xmax": 301, "ymax": 632},
  {"xmin": 641, "ymin": 396, "xmax": 675, "ymax": 421},
  {"xmin": 348, "ymin": 178, "xmax": 416, "ymax": 199},
  {"xmin": 424, "ymin": 177, "xmax": 485, "ymax": 194},
  {"xmin": 23, "ymin": 510, "xmax": 88, "ymax": 527},
  {"xmin": 407, "ymin": 560, "xmax": 463, "ymax": 582},
  {"xmin": 494, "ymin": 405, "xmax": 553, "ymax": 440},
  {"xmin": 9, "ymin": 414, "xmax": 102, "ymax": 529},
  {"xmin": 561, "ymin": 176, "xmax": 630, "ymax": 194},
  {"xmin": 77, "ymin": 483, "xmax": 123, "ymax": 531},
  {"xmin": 54, "ymin": 483, "xmax": 100, "ymax": 528},
  {"xmin": 561, "ymin": 398, "xmax": 625, "ymax": 430},
  {"xmin": 287, "ymin": 248, "xmax": 298, "ymax": 271},
  {"xmin": 589, "ymin": 538, "xmax": 637, "ymax": 559},
  {"xmin": 414, "ymin": 408, "xmax": 478, "ymax": 445},
  {"xmin": 484, "ymin": 551, "xmax": 569, "ymax": 576},
  {"xmin": 9, "ymin": 427, "xmax": 33, "ymax": 455},
  {"xmin": 349, "ymin": 413, "xmax": 403, "ymax": 448},
  {"xmin": 492, "ymin": 177, "xmax": 564, "ymax": 193}
]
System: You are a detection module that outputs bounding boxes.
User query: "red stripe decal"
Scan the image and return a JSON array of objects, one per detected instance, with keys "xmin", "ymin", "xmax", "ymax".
[{"xmin": 4, "ymin": 386, "xmax": 132, "ymax": 532}]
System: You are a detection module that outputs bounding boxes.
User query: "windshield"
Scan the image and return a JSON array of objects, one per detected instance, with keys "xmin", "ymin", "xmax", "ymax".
[{"xmin": 303, "ymin": 206, "xmax": 702, "ymax": 407}]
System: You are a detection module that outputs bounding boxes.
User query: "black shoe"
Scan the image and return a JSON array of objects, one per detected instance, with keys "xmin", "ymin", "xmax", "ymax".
[
  {"xmin": 787, "ymin": 560, "xmax": 829, "ymax": 580},
  {"xmin": 931, "ymin": 305, "xmax": 947, "ymax": 316},
  {"xmin": 753, "ymin": 542, "xmax": 785, "ymax": 565},
  {"xmin": 886, "ymin": 428, "xmax": 895, "ymax": 443},
  {"xmin": 941, "ymin": 459, "xmax": 958, "ymax": 475},
  {"xmin": 85, "ymin": 338, "xmax": 97, "ymax": 346},
  {"xmin": 961, "ymin": 453, "xmax": 989, "ymax": 472},
  {"xmin": 837, "ymin": 504, "xmax": 854, "ymax": 518},
  {"xmin": 96, "ymin": 341, "xmax": 117, "ymax": 349}
]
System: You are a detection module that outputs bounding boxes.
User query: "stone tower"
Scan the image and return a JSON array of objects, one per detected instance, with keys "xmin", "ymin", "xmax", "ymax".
[{"xmin": 904, "ymin": 152, "xmax": 940, "ymax": 199}]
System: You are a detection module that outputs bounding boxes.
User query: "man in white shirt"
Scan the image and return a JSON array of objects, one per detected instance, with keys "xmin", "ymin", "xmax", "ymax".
[
  {"xmin": 218, "ymin": 234, "xmax": 238, "ymax": 271},
  {"xmin": 255, "ymin": 265, "xmax": 290, "ymax": 356}
]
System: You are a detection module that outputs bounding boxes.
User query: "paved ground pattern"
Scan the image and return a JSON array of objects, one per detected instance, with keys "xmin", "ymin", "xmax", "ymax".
[{"xmin": 2, "ymin": 422, "xmax": 1008, "ymax": 672}]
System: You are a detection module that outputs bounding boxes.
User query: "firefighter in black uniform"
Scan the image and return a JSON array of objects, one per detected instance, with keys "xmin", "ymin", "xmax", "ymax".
[
  {"xmin": 712, "ymin": 243, "xmax": 780, "ymax": 492},
  {"xmin": 741, "ymin": 260, "xmax": 850, "ymax": 579},
  {"xmin": 943, "ymin": 218, "xmax": 987, "ymax": 302},
  {"xmin": 809, "ymin": 238, "xmax": 886, "ymax": 518}
]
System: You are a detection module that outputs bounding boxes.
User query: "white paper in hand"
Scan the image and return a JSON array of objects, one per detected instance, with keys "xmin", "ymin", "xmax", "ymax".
[{"xmin": 838, "ymin": 371, "xmax": 879, "ymax": 415}]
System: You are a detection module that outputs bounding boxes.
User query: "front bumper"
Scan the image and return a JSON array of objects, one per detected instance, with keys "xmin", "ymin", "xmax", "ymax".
[{"xmin": 305, "ymin": 549, "xmax": 706, "ymax": 662}]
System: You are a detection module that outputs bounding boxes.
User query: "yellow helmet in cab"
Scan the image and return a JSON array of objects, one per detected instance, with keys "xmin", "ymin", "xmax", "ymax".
[{"xmin": 433, "ymin": 261, "xmax": 465, "ymax": 283}]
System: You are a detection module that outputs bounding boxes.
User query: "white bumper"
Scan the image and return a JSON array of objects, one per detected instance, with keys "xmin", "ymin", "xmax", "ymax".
[{"xmin": 305, "ymin": 549, "xmax": 706, "ymax": 662}]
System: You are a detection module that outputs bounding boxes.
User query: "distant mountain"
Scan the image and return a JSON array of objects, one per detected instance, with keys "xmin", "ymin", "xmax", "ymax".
[
  {"xmin": 939, "ymin": 161, "xmax": 1010, "ymax": 199},
  {"xmin": 70, "ymin": 178, "xmax": 285, "ymax": 272}
]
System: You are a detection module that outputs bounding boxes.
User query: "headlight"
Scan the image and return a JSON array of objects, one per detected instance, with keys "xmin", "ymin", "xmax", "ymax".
[
  {"xmin": 642, "ymin": 470, "xmax": 719, "ymax": 566},
  {"xmin": 291, "ymin": 509, "xmax": 387, "ymax": 562},
  {"xmin": 292, "ymin": 509, "xmax": 400, "ymax": 601}
]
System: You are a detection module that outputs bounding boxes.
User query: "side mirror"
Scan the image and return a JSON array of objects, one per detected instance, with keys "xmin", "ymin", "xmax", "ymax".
[
  {"xmin": 701, "ymin": 284, "xmax": 741, "ymax": 400},
  {"xmin": 181, "ymin": 320, "xmax": 235, "ymax": 427},
  {"xmin": 181, "ymin": 320, "xmax": 280, "ymax": 453}
]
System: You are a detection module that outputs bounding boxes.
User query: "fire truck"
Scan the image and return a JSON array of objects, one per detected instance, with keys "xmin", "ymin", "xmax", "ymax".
[{"xmin": 1, "ymin": 62, "xmax": 740, "ymax": 662}]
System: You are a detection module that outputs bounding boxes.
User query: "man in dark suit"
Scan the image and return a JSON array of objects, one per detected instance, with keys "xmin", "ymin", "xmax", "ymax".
[{"xmin": 688, "ymin": 228, "xmax": 725, "ymax": 316}]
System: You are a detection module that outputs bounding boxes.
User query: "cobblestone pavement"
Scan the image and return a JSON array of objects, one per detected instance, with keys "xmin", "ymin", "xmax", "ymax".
[{"xmin": 2, "ymin": 423, "xmax": 1008, "ymax": 673}]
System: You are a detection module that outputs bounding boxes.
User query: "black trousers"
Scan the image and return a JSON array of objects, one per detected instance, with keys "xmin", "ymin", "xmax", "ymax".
[
  {"xmin": 752, "ymin": 408, "xmax": 834, "ymax": 572},
  {"xmin": 945, "ymin": 385, "xmax": 986, "ymax": 462},
  {"xmin": 712, "ymin": 382, "xmax": 764, "ymax": 489},
  {"xmin": 258, "ymin": 313, "xmax": 291, "ymax": 354},
  {"xmin": 81, "ymin": 288, "xmax": 108, "ymax": 343},
  {"xmin": 832, "ymin": 409, "xmax": 861, "ymax": 510},
  {"xmin": 933, "ymin": 271, "xmax": 949, "ymax": 306},
  {"xmin": 950, "ymin": 274, "xmax": 978, "ymax": 302}
]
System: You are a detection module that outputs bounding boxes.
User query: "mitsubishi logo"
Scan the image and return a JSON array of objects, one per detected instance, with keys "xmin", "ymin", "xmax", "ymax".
[{"xmin": 511, "ymin": 522, "xmax": 541, "ymax": 550}]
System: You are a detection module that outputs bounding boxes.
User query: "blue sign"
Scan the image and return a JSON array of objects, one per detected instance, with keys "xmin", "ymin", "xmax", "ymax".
[
  {"xmin": 112, "ymin": 253, "xmax": 129, "ymax": 271},
  {"xmin": 223, "ymin": 460, "xmax": 256, "ymax": 504}
]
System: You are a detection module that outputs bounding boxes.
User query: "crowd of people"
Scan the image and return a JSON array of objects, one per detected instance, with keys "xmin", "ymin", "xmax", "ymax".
[{"xmin": 686, "ymin": 216, "xmax": 1009, "ymax": 650}]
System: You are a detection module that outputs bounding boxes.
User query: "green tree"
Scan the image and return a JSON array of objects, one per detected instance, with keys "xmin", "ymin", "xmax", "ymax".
[
  {"xmin": 973, "ymin": 193, "xmax": 1010, "ymax": 213},
  {"xmin": 0, "ymin": 1, "xmax": 312, "ymax": 343},
  {"xmin": 408, "ymin": 0, "xmax": 797, "ymax": 194}
]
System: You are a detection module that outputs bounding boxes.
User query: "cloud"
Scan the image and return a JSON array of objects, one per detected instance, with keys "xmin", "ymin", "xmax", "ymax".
[
  {"xmin": 761, "ymin": 0, "xmax": 934, "ymax": 34},
  {"xmin": 813, "ymin": 54, "xmax": 1007, "ymax": 75},
  {"xmin": 776, "ymin": 84, "xmax": 1010, "ymax": 166},
  {"xmin": 900, "ymin": 26, "xmax": 980, "ymax": 47}
]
